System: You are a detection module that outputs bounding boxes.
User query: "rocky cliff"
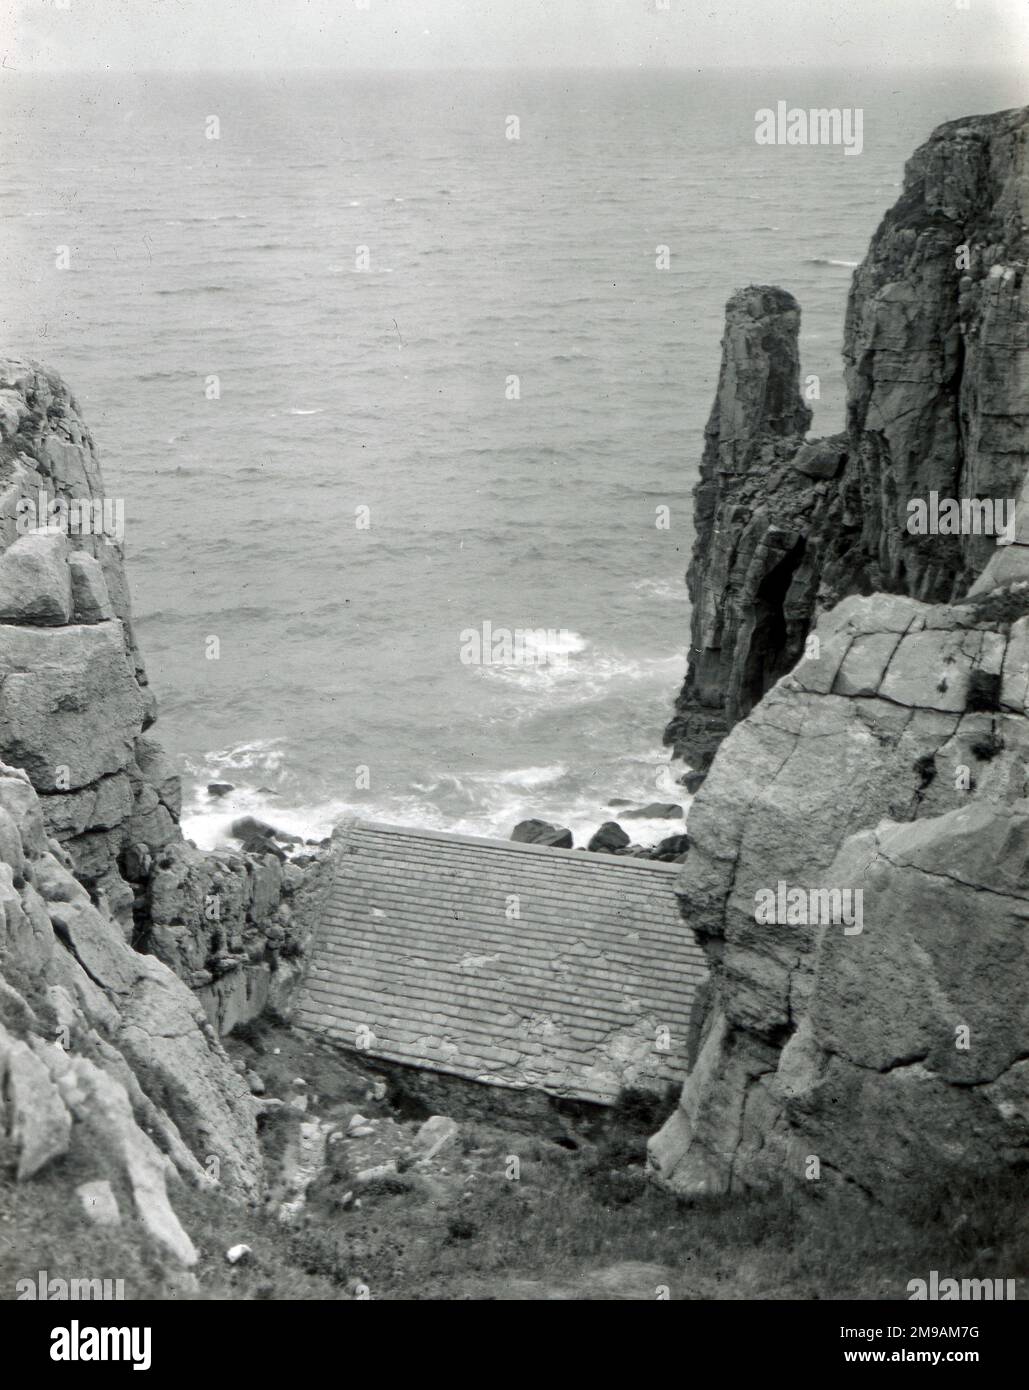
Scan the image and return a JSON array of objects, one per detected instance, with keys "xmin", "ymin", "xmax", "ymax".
[
  {"xmin": 665, "ymin": 106, "xmax": 1029, "ymax": 772},
  {"xmin": 0, "ymin": 359, "xmax": 326, "ymax": 1273},
  {"xmin": 651, "ymin": 106, "xmax": 1029, "ymax": 1196},
  {"xmin": 0, "ymin": 359, "xmax": 321, "ymax": 1032},
  {"xmin": 0, "ymin": 760, "xmax": 261, "ymax": 1253}
]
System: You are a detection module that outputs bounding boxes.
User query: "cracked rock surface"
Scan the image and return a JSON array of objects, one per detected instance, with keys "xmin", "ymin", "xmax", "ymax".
[
  {"xmin": 0, "ymin": 357, "xmax": 326, "ymax": 1034},
  {"xmin": 651, "ymin": 105, "xmax": 1029, "ymax": 1197},
  {"xmin": 0, "ymin": 361, "xmax": 332, "ymax": 1268},
  {"xmin": 665, "ymin": 106, "xmax": 1029, "ymax": 772},
  {"xmin": 0, "ymin": 760, "xmax": 261, "ymax": 1266}
]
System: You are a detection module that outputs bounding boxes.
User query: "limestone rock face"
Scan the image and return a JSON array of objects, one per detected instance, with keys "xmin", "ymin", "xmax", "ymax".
[
  {"xmin": 0, "ymin": 763, "xmax": 261, "ymax": 1264},
  {"xmin": 665, "ymin": 106, "xmax": 1029, "ymax": 772},
  {"xmin": 0, "ymin": 529, "xmax": 72, "ymax": 625},
  {"xmin": 663, "ymin": 286, "xmax": 818, "ymax": 768},
  {"xmin": 652, "ymin": 105, "xmax": 1029, "ymax": 1198},
  {"xmin": 0, "ymin": 620, "xmax": 145, "ymax": 790},
  {"xmin": 0, "ymin": 360, "xmax": 166, "ymax": 914},
  {"xmin": 0, "ymin": 358, "xmax": 330, "ymax": 1268},
  {"xmin": 650, "ymin": 589, "xmax": 1029, "ymax": 1195},
  {"xmin": 69, "ymin": 551, "xmax": 116, "ymax": 624},
  {"xmin": 844, "ymin": 110, "xmax": 1029, "ymax": 598},
  {"xmin": 0, "ymin": 1029, "xmax": 72, "ymax": 1179},
  {"xmin": 0, "ymin": 356, "xmax": 313, "ymax": 1015}
]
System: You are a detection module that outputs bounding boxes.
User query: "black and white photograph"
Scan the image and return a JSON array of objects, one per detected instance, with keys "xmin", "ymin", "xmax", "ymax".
[{"xmin": 0, "ymin": 0, "xmax": 1026, "ymax": 1350}]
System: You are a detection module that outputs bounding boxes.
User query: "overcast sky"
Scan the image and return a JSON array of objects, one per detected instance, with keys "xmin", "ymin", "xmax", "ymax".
[{"xmin": 3, "ymin": 0, "xmax": 1027, "ymax": 72}]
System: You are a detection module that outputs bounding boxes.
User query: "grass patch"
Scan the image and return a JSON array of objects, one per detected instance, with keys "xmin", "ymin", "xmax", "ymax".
[
  {"xmin": 357, "ymin": 1157, "xmax": 1029, "ymax": 1301},
  {"xmin": 5, "ymin": 1024, "xmax": 1026, "ymax": 1302}
]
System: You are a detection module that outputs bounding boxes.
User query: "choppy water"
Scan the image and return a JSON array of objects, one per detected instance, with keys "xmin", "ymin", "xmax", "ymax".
[{"xmin": 2, "ymin": 68, "xmax": 1024, "ymax": 848}]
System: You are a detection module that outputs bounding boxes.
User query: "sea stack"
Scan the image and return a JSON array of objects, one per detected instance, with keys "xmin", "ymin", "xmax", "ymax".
[
  {"xmin": 651, "ymin": 106, "xmax": 1029, "ymax": 1197},
  {"xmin": 665, "ymin": 106, "xmax": 1029, "ymax": 775}
]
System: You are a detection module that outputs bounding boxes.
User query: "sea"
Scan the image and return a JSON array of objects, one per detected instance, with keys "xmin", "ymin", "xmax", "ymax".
[{"xmin": 2, "ymin": 67, "xmax": 1024, "ymax": 849}]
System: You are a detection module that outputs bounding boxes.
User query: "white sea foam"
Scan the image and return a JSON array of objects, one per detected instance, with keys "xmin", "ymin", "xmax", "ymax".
[
  {"xmin": 515, "ymin": 628, "xmax": 588, "ymax": 662},
  {"xmin": 193, "ymin": 738, "xmax": 288, "ymax": 776},
  {"xmin": 491, "ymin": 764, "xmax": 568, "ymax": 788},
  {"xmin": 631, "ymin": 577, "xmax": 687, "ymax": 601},
  {"xmin": 181, "ymin": 742, "xmax": 693, "ymax": 855},
  {"xmin": 442, "ymin": 779, "xmax": 690, "ymax": 850},
  {"xmin": 475, "ymin": 639, "xmax": 684, "ymax": 708},
  {"xmin": 181, "ymin": 791, "xmax": 352, "ymax": 851}
]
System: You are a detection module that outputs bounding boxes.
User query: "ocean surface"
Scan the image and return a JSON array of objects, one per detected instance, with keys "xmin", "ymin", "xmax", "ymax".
[{"xmin": 2, "ymin": 68, "xmax": 1025, "ymax": 849}]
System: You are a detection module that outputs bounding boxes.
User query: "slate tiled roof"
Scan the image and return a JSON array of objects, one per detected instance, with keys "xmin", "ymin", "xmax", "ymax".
[{"xmin": 295, "ymin": 820, "xmax": 707, "ymax": 1104}]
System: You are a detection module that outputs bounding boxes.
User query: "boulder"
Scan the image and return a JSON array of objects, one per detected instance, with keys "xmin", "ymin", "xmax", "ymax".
[
  {"xmin": 230, "ymin": 816, "xmax": 292, "ymax": 861},
  {"xmin": 414, "ymin": 1114, "xmax": 458, "ymax": 1160},
  {"xmin": 587, "ymin": 822, "xmax": 630, "ymax": 853},
  {"xmin": 649, "ymin": 834, "xmax": 690, "ymax": 862},
  {"xmin": 50, "ymin": 1049, "xmax": 198, "ymax": 1266},
  {"xmin": 0, "ymin": 1025, "xmax": 72, "ymax": 1179},
  {"xmin": 133, "ymin": 735, "xmax": 182, "ymax": 817},
  {"xmin": 0, "ymin": 529, "xmax": 72, "ymax": 626},
  {"xmin": 790, "ymin": 437, "xmax": 847, "ymax": 479},
  {"xmin": 622, "ymin": 802, "xmax": 683, "ymax": 820},
  {"xmin": 68, "ymin": 552, "xmax": 115, "ymax": 624},
  {"xmin": 356, "ymin": 1161, "xmax": 399, "ymax": 1184},
  {"xmin": 510, "ymin": 818, "xmax": 573, "ymax": 849},
  {"xmin": 0, "ymin": 621, "xmax": 144, "ymax": 790},
  {"xmin": 230, "ymin": 816, "xmax": 297, "ymax": 844},
  {"xmin": 77, "ymin": 1179, "xmax": 121, "ymax": 1227}
]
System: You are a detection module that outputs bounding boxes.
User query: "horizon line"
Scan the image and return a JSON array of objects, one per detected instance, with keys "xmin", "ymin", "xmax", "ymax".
[{"xmin": 5, "ymin": 62, "xmax": 1026, "ymax": 75}]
